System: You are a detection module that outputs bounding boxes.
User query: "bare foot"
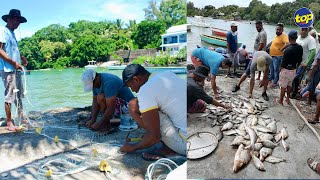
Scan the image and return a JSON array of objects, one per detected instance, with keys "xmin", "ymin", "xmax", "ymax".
[
  {"xmin": 275, "ymin": 98, "xmax": 283, "ymax": 106},
  {"xmin": 86, "ymin": 119, "xmax": 96, "ymax": 127},
  {"xmin": 285, "ymin": 99, "xmax": 291, "ymax": 105},
  {"xmin": 307, "ymin": 158, "xmax": 320, "ymax": 175},
  {"xmin": 5, "ymin": 122, "xmax": 19, "ymax": 131}
]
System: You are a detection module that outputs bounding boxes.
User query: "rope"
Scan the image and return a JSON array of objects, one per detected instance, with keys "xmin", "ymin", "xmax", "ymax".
[{"xmin": 145, "ymin": 158, "xmax": 179, "ymax": 180}]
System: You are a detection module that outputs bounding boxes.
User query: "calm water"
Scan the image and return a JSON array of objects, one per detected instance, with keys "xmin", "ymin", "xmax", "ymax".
[
  {"xmin": 0, "ymin": 68, "xmax": 186, "ymax": 117},
  {"xmin": 187, "ymin": 17, "xmax": 299, "ymax": 62}
]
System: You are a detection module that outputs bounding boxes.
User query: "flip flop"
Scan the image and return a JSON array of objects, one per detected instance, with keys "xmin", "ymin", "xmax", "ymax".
[
  {"xmin": 142, "ymin": 152, "xmax": 166, "ymax": 161},
  {"xmin": 307, "ymin": 158, "xmax": 320, "ymax": 175},
  {"xmin": 307, "ymin": 120, "xmax": 320, "ymax": 124}
]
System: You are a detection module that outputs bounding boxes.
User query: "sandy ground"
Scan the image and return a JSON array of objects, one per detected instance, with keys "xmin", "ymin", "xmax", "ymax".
[
  {"xmin": 187, "ymin": 71, "xmax": 320, "ymax": 179},
  {"xmin": 0, "ymin": 107, "xmax": 185, "ymax": 180}
]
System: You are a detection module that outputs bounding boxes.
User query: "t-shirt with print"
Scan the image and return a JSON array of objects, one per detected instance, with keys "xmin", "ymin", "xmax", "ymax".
[
  {"xmin": 296, "ymin": 35, "xmax": 316, "ymax": 64},
  {"xmin": 93, "ymin": 73, "xmax": 134, "ymax": 102},
  {"xmin": 254, "ymin": 29, "xmax": 267, "ymax": 51},
  {"xmin": 187, "ymin": 76, "xmax": 213, "ymax": 109},
  {"xmin": 192, "ymin": 47, "xmax": 225, "ymax": 76},
  {"xmin": 0, "ymin": 26, "xmax": 21, "ymax": 72},
  {"xmin": 269, "ymin": 33, "xmax": 288, "ymax": 56},
  {"xmin": 250, "ymin": 51, "xmax": 272, "ymax": 75},
  {"xmin": 226, "ymin": 31, "xmax": 238, "ymax": 53},
  {"xmin": 137, "ymin": 71, "xmax": 187, "ymax": 137},
  {"xmin": 281, "ymin": 43, "xmax": 303, "ymax": 70}
]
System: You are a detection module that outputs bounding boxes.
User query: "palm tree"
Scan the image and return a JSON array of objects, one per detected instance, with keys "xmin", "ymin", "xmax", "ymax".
[{"xmin": 126, "ymin": 20, "xmax": 137, "ymax": 32}]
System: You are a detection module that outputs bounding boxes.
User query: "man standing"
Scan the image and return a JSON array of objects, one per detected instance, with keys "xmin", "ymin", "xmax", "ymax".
[
  {"xmin": 269, "ymin": 23, "xmax": 289, "ymax": 88},
  {"xmin": 232, "ymin": 51, "xmax": 272, "ymax": 101},
  {"xmin": 81, "ymin": 69, "xmax": 135, "ymax": 132},
  {"xmin": 226, "ymin": 22, "xmax": 238, "ymax": 74},
  {"xmin": 305, "ymin": 49, "xmax": 320, "ymax": 106},
  {"xmin": 121, "ymin": 64, "xmax": 186, "ymax": 160},
  {"xmin": 187, "ymin": 66, "xmax": 230, "ymax": 113},
  {"xmin": 0, "ymin": 9, "xmax": 28, "ymax": 131},
  {"xmin": 254, "ymin": 21, "xmax": 267, "ymax": 80},
  {"xmin": 291, "ymin": 27, "xmax": 316, "ymax": 98},
  {"xmin": 191, "ymin": 47, "xmax": 232, "ymax": 99}
]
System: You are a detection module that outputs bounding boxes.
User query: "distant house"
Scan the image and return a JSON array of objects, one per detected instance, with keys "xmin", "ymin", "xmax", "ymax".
[{"xmin": 160, "ymin": 24, "xmax": 187, "ymax": 55}]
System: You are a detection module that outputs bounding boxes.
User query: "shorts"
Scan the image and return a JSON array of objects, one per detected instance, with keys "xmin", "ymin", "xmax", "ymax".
[
  {"xmin": 159, "ymin": 111, "xmax": 186, "ymax": 155},
  {"xmin": 1, "ymin": 71, "xmax": 24, "ymax": 104},
  {"xmin": 278, "ymin": 68, "xmax": 296, "ymax": 88},
  {"xmin": 245, "ymin": 61, "xmax": 253, "ymax": 77},
  {"xmin": 191, "ymin": 55, "xmax": 204, "ymax": 66},
  {"xmin": 187, "ymin": 99, "xmax": 206, "ymax": 113}
]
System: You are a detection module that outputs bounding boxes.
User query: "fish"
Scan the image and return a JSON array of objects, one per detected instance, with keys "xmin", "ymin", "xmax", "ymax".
[
  {"xmin": 260, "ymin": 115, "xmax": 271, "ymax": 119},
  {"xmin": 231, "ymin": 136, "xmax": 246, "ymax": 146},
  {"xmin": 257, "ymin": 118, "xmax": 267, "ymax": 127},
  {"xmin": 254, "ymin": 126, "xmax": 273, "ymax": 133},
  {"xmin": 251, "ymin": 116, "xmax": 258, "ymax": 126},
  {"xmin": 249, "ymin": 99, "xmax": 256, "ymax": 108},
  {"xmin": 258, "ymin": 133, "xmax": 274, "ymax": 141},
  {"xmin": 233, "ymin": 144, "xmax": 251, "ymax": 173},
  {"xmin": 254, "ymin": 143, "xmax": 263, "ymax": 151},
  {"xmin": 280, "ymin": 127, "xmax": 288, "ymax": 140},
  {"xmin": 264, "ymin": 118, "xmax": 272, "ymax": 125},
  {"xmin": 281, "ymin": 139, "xmax": 289, "ymax": 151},
  {"xmin": 274, "ymin": 133, "xmax": 282, "ymax": 143},
  {"xmin": 259, "ymin": 147, "xmax": 273, "ymax": 161},
  {"xmin": 245, "ymin": 126, "xmax": 257, "ymax": 151},
  {"xmin": 252, "ymin": 153, "xmax": 266, "ymax": 171},
  {"xmin": 216, "ymin": 130, "xmax": 223, "ymax": 142},
  {"xmin": 221, "ymin": 122, "xmax": 233, "ymax": 131},
  {"xmin": 199, "ymin": 112, "xmax": 211, "ymax": 117},
  {"xmin": 235, "ymin": 129, "xmax": 247, "ymax": 137},
  {"xmin": 267, "ymin": 121, "xmax": 277, "ymax": 133},
  {"xmin": 223, "ymin": 129, "xmax": 238, "ymax": 136},
  {"xmin": 238, "ymin": 123, "xmax": 246, "ymax": 131},
  {"xmin": 233, "ymin": 108, "xmax": 242, "ymax": 114},
  {"xmin": 261, "ymin": 140, "xmax": 278, "ymax": 149},
  {"xmin": 244, "ymin": 102, "xmax": 255, "ymax": 110},
  {"xmin": 265, "ymin": 156, "xmax": 286, "ymax": 164},
  {"xmin": 253, "ymin": 151, "xmax": 259, "ymax": 157}
]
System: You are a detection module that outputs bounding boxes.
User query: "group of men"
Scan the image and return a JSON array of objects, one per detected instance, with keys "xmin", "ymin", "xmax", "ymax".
[{"xmin": 188, "ymin": 21, "xmax": 320, "ymax": 125}]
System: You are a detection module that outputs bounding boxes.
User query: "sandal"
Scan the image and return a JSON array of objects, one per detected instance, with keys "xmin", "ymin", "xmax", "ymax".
[
  {"xmin": 307, "ymin": 158, "xmax": 320, "ymax": 175},
  {"xmin": 308, "ymin": 120, "xmax": 320, "ymax": 124}
]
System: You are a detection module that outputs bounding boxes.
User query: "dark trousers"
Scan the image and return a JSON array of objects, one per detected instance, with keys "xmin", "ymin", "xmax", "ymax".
[{"xmin": 291, "ymin": 66, "xmax": 307, "ymax": 96}]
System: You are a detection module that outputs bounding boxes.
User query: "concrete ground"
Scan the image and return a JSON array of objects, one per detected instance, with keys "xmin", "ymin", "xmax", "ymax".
[
  {"xmin": 0, "ymin": 107, "xmax": 184, "ymax": 179},
  {"xmin": 187, "ymin": 72, "xmax": 320, "ymax": 179}
]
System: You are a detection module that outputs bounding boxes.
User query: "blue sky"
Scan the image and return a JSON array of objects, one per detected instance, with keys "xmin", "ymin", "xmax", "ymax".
[
  {"xmin": 189, "ymin": 0, "xmax": 295, "ymax": 8},
  {"xmin": 0, "ymin": 0, "xmax": 150, "ymax": 40}
]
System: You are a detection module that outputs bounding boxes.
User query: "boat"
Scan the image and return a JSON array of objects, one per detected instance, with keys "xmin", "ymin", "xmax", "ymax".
[
  {"xmin": 107, "ymin": 65, "xmax": 186, "ymax": 74},
  {"xmin": 160, "ymin": 24, "xmax": 187, "ymax": 55},
  {"xmin": 200, "ymin": 34, "xmax": 242, "ymax": 48},
  {"xmin": 190, "ymin": 16, "xmax": 210, "ymax": 28},
  {"xmin": 85, "ymin": 60, "xmax": 98, "ymax": 69},
  {"xmin": 210, "ymin": 27, "xmax": 228, "ymax": 37}
]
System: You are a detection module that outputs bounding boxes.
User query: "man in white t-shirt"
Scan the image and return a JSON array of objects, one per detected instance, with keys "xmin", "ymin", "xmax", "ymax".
[
  {"xmin": 291, "ymin": 27, "xmax": 316, "ymax": 98},
  {"xmin": 120, "ymin": 64, "xmax": 186, "ymax": 160}
]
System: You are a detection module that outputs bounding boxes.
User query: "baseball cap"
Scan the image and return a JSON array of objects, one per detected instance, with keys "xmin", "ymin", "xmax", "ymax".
[
  {"xmin": 82, "ymin": 69, "xmax": 96, "ymax": 92},
  {"xmin": 122, "ymin": 64, "xmax": 148, "ymax": 84},
  {"xmin": 288, "ymin": 29, "xmax": 298, "ymax": 39},
  {"xmin": 257, "ymin": 56, "xmax": 266, "ymax": 72},
  {"xmin": 231, "ymin": 22, "xmax": 238, "ymax": 27}
]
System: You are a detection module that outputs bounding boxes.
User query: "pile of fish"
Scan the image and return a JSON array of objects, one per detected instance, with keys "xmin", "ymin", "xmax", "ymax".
[{"xmin": 200, "ymin": 95, "xmax": 290, "ymax": 173}]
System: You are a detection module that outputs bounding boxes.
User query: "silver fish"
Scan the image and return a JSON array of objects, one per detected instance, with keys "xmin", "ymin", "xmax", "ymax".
[
  {"xmin": 233, "ymin": 144, "xmax": 251, "ymax": 173},
  {"xmin": 281, "ymin": 139, "xmax": 290, "ymax": 151},
  {"xmin": 245, "ymin": 126, "xmax": 257, "ymax": 151},
  {"xmin": 223, "ymin": 129, "xmax": 238, "ymax": 136},
  {"xmin": 249, "ymin": 99, "xmax": 256, "ymax": 108},
  {"xmin": 221, "ymin": 122, "xmax": 233, "ymax": 131},
  {"xmin": 199, "ymin": 112, "xmax": 211, "ymax": 117},
  {"xmin": 274, "ymin": 133, "xmax": 282, "ymax": 143},
  {"xmin": 231, "ymin": 136, "xmax": 246, "ymax": 146},
  {"xmin": 235, "ymin": 129, "xmax": 247, "ymax": 137},
  {"xmin": 260, "ymin": 115, "xmax": 271, "ymax": 119},
  {"xmin": 216, "ymin": 130, "xmax": 223, "ymax": 142},
  {"xmin": 261, "ymin": 140, "xmax": 278, "ymax": 149},
  {"xmin": 254, "ymin": 143, "xmax": 263, "ymax": 151},
  {"xmin": 267, "ymin": 121, "xmax": 277, "ymax": 133},
  {"xmin": 265, "ymin": 156, "xmax": 286, "ymax": 164},
  {"xmin": 259, "ymin": 147, "xmax": 273, "ymax": 161},
  {"xmin": 280, "ymin": 127, "xmax": 288, "ymax": 140},
  {"xmin": 244, "ymin": 102, "xmax": 255, "ymax": 110},
  {"xmin": 254, "ymin": 126, "xmax": 273, "ymax": 133},
  {"xmin": 252, "ymin": 154, "xmax": 266, "ymax": 171},
  {"xmin": 257, "ymin": 118, "xmax": 267, "ymax": 127},
  {"xmin": 258, "ymin": 133, "xmax": 274, "ymax": 141}
]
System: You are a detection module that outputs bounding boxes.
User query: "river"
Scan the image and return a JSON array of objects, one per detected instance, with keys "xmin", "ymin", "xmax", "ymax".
[
  {"xmin": 0, "ymin": 67, "xmax": 186, "ymax": 117},
  {"xmin": 187, "ymin": 17, "xmax": 299, "ymax": 62}
]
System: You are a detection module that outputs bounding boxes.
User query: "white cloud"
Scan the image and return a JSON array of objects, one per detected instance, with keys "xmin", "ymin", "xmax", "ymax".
[
  {"xmin": 189, "ymin": 0, "xmax": 295, "ymax": 8},
  {"xmin": 15, "ymin": 30, "xmax": 34, "ymax": 41}
]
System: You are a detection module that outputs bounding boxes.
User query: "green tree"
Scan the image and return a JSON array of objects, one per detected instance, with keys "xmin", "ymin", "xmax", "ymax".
[
  {"xmin": 131, "ymin": 20, "xmax": 166, "ymax": 49},
  {"xmin": 34, "ymin": 24, "xmax": 70, "ymax": 42}
]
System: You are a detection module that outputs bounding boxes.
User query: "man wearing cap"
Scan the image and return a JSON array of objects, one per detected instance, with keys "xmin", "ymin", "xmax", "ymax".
[
  {"xmin": 120, "ymin": 64, "xmax": 186, "ymax": 160},
  {"xmin": 191, "ymin": 47, "xmax": 233, "ymax": 99},
  {"xmin": 275, "ymin": 30, "xmax": 303, "ymax": 105},
  {"xmin": 81, "ymin": 69, "xmax": 135, "ymax": 131},
  {"xmin": 268, "ymin": 23, "xmax": 289, "ymax": 88},
  {"xmin": 0, "ymin": 9, "xmax": 28, "ymax": 131},
  {"xmin": 227, "ymin": 22, "xmax": 238, "ymax": 75},
  {"xmin": 187, "ymin": 65, "xmax": 231, "ymax": 113},
  {"xmin": 291, "ymin": 27, "xmax": 317, "ymax": 98},
  {"xmin": 254, "ymin": 20, "xmax": 267, "ymax": 80},
  {"xmin": 232, "ymin": 51, "xmax": 272, "ymax": 101}
]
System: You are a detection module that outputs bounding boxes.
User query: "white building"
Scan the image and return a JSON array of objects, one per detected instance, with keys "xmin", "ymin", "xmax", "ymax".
[{"xmin": 160, "ymin": 24, "xmax": 187, "ymax": 55}]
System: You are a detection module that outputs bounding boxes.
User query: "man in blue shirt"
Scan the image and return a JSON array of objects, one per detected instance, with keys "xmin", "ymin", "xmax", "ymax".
[
  {"xmin": 0, "ymin": 9, "xmax": 28, "ymax": 131},
  {"xmin": 81, "ymin": 69, "xmax": 135, "ymax": 131},
  {"xmin": 227, "ymin": 22, "xmax": 238, "ymax": 74},
  {"xmin": 191, "ymin": 47, "xmax": 232, "ymax": 99}
]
